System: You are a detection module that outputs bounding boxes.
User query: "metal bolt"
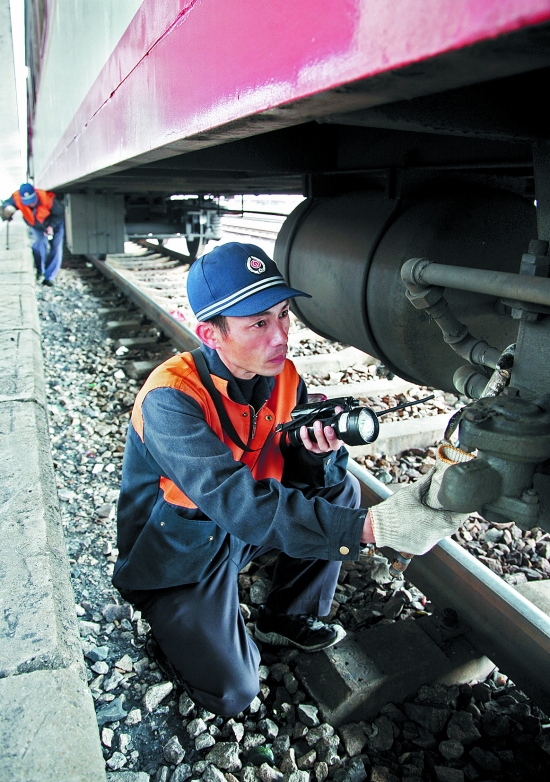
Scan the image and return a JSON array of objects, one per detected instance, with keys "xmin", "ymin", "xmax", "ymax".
[
  {"xmin": 443, "ymin": 607, "xmax": 459, "ymax": 628},
  {"xmin": 527, "ymin": 239, "xmax": 549, "ymax": 255},
  {"xmin": 511, "ymin": 307, "xmax": 539, "ymax": 321},
  {"xmin": 521, "ymin": 489, "xmax": 539, "ymax": 505}
]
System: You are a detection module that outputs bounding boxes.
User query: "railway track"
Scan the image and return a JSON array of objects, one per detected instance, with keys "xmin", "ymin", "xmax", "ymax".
[
  {"xmin": 81, "ymin": 241, "xmax": 550, "ymax": 723},
  {"xmin": 220, "ymin": 213, "xmax": 286, "ymax": 243}
]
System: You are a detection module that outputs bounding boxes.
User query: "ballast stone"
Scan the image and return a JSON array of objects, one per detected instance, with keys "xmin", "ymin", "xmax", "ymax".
[
  {"xmin": 97, "ymin": 696, "xmax": 128, "ymax": 726},
  {"xmin": 143, "ymin": 680, "xmax": 173, "ymax": 712}
]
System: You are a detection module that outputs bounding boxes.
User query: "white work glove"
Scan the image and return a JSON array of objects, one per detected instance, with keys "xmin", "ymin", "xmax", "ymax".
[{"xmin": 370, "ymin": 443, "xmax": 474, "ymax": 555}]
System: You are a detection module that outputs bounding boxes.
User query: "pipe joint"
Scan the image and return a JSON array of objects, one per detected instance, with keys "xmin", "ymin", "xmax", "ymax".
[
  {"xmin": 453, "ymin": 365, "xmax": 491, "ymax": 399},
  {"xmin": 401, "ymin": 257, "xmax": 432, "ymax": 286},
  {"xmin": 469, "ymin": 341, "xmax": 502, "ymax": 369},
  {"xmin": 442, "ymin": 325, "xmax": 471, "ymax": 347}
]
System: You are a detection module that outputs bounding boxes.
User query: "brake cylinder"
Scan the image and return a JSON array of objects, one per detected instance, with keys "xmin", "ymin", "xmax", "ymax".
[{"xmin": 274, "ymin": 188, "xmax": 536, "ymax": 391}]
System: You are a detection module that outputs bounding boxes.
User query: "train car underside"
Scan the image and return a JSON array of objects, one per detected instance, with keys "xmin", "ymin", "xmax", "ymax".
[{"xmin": 29, "ymin": 5, "xmax": 550, "ymax": 534}]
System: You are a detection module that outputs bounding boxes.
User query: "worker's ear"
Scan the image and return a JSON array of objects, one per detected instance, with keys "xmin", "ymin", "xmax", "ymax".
[{"xmin": 195, "ymin": 321, "xmax": 221, "ymax": 349}]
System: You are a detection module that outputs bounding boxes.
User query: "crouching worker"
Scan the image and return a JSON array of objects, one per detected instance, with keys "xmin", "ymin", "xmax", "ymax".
[{"xmin": 112, "ymin": 242, "xmax": 470, "ymax": 716}]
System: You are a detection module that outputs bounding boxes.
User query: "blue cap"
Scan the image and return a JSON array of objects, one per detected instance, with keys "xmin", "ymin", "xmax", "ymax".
[
  {"xmin": 19, "ymin": 183, "xmax": 38, "ymax": 206},
  {"xmin": 187, "ymin": 242, "xmax": 310, "ymax": 321}
]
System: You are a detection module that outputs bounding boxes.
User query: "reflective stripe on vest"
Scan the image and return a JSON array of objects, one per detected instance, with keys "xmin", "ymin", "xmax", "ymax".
[
  {"xmin": 12, "ymin": 189, "xmax": 55, "ymax": 227},
  {"xmin": 131, "ymin": 352, "xmax": 300, "ymax": 508}
]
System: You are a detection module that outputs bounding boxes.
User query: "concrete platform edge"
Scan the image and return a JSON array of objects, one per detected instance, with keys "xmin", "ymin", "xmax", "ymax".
[{"xmin": 0, "ymin": 223, "xmax": 106, "ymax": 781}]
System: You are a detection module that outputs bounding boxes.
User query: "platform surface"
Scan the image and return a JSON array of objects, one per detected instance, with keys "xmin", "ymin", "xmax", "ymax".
[{"xmin": 0, "ymin": 220, "xmax": 106, "ymax": 781}]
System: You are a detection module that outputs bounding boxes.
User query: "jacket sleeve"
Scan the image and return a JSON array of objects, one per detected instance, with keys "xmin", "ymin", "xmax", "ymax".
[
  {"xmin": 139, "ymin": 387, "xmax": 366, "ymax": 562},
  {"xmin": 44, "ymin": 197, "xmax": 65, "ymax": 229}
]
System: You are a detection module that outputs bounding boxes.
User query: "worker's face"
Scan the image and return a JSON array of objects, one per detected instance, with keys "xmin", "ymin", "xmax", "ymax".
[{"xmin": 203, "ymin": 300, "xmax": 291, "ymax": 379}]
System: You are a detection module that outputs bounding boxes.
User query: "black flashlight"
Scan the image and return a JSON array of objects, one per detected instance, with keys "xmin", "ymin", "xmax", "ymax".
[{"xmin": 277, "ymin": 394, "xmax": 434, "ymax": 448}]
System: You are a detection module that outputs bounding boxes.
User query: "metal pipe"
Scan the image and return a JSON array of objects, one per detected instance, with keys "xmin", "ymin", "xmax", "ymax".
[
  {"xmin": 404, "ymin": 281, "xmax": 501, "ymax": 369},
  {"xmin": 347, "ymin": 459, "xmax": 550, "ymax": 714},
  {"xmin": 87, "ymin": 255, "xmax": 200, "ymax": 353},
  {"xmin": 453, "ymin": 365, "xmax": 491, "ymax": 399},
  {"xmin": 402, "ymin": 257, "xmax": 550, "ymax": 308}
]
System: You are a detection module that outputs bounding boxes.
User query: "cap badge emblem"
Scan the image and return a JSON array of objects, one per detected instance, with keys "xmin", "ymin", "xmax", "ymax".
[{"xmin": 246, "ymin": 255, "xmax": 265, "ymax": 274}]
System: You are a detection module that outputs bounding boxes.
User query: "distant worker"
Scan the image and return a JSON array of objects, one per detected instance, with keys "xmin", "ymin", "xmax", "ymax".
[
  {"xmin": 1, "ymin": 183, "xmax": 65, "ymax": 286},
  {"xmin": 112, "ymin": 241, "xmax": 473, "ymax": 717}
]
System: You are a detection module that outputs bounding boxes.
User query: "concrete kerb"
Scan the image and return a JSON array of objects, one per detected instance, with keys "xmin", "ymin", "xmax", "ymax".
[
  {"xmin": 0, "ymin": 222, "xmax": 106, "ymax": 781},
  {"xmin": 290, "ymin": 344, "xmax": 379, "ymax": 376}
]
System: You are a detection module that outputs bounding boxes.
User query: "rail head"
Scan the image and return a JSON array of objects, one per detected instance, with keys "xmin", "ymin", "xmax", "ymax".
[{"xmin": 88, "ymin": 254, "xmax": 200, "ymax": 353}]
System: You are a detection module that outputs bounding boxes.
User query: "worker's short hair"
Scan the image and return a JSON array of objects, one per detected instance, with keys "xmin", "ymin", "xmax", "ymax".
[{"xmin": 207, "ymin": 313, "xmax": 229, "ymax": 336}]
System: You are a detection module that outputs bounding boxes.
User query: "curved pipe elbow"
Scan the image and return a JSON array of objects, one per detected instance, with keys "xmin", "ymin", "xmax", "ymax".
[
  {"xmin": 453, "ymin": 365, "xmax": 490, "ymax": 399},
  {"xmin": 401, "ymin": 257, "xmax": 432, "ymax": 286}
]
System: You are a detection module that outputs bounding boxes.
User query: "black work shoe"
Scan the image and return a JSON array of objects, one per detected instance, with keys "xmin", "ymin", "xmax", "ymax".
[
  {"xmin": 145, "ymin": 631, "xmax": 183, "ymax": 685},
  {"xmin": 42, "ymin": 278, "xmax": 54, "ymax": 287},
  {"xmin": 254, "ymin": 606, "xmax": 346, "ymax": 652}
]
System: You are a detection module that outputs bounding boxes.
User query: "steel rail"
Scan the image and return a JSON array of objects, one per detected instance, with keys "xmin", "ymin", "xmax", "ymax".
[
  {"xmin": 134, "ymin": 239, "xmax": 195, "ymax": 263},
  {"xmin": 221, "ymin": 225, "xmax": 280, "ymax": 240},
  {"xmin": 87, "ymin": 255, "xmax": 200, "ymax": 352},
  {"xmin": 91, "ymin": 250, "xmax": 550, "ymax": 715}
]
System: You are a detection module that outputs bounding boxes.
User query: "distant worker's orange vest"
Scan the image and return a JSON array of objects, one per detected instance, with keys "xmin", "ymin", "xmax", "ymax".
[
  {"xmin": 132, "ymin": 352, "xmax": 301, "ymax": 509},
  {"xmin": 12, "ymin": 189, "xmax": 56, "ymax": 227}
]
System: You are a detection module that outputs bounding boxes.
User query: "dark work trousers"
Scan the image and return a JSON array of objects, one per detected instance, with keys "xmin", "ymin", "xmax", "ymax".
[
  {"xmin": 30, "ymin": 222, "xmax": 64, "ymax": 281},
  {"xmin": 134, "ymin": 472, "xmax": 362, "ymax": 716}
]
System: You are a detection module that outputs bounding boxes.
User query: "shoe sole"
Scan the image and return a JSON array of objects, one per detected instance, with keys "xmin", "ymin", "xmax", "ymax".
[{"xmin": 254, "ymin": 624, "xmax": 346, "ymax": 653}]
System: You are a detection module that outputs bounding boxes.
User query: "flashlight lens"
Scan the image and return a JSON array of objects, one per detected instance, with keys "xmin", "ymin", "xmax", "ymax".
[
  {"xmin": 336, "ymin": 408, "xmax": 379, "ymax": 445},
  {"xmin": 357, "ymin": 409, "xmax": 378, "ymax": 442}
]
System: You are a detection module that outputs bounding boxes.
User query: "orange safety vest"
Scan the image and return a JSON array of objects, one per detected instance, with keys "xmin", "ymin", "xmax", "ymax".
[
  {"xmin": 132, "ymin": 351, "xmax": 300, "ymax": 509},
  {"xmin": 12, "ymin": 188, "xmax": 56, "ymax": 227}
]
